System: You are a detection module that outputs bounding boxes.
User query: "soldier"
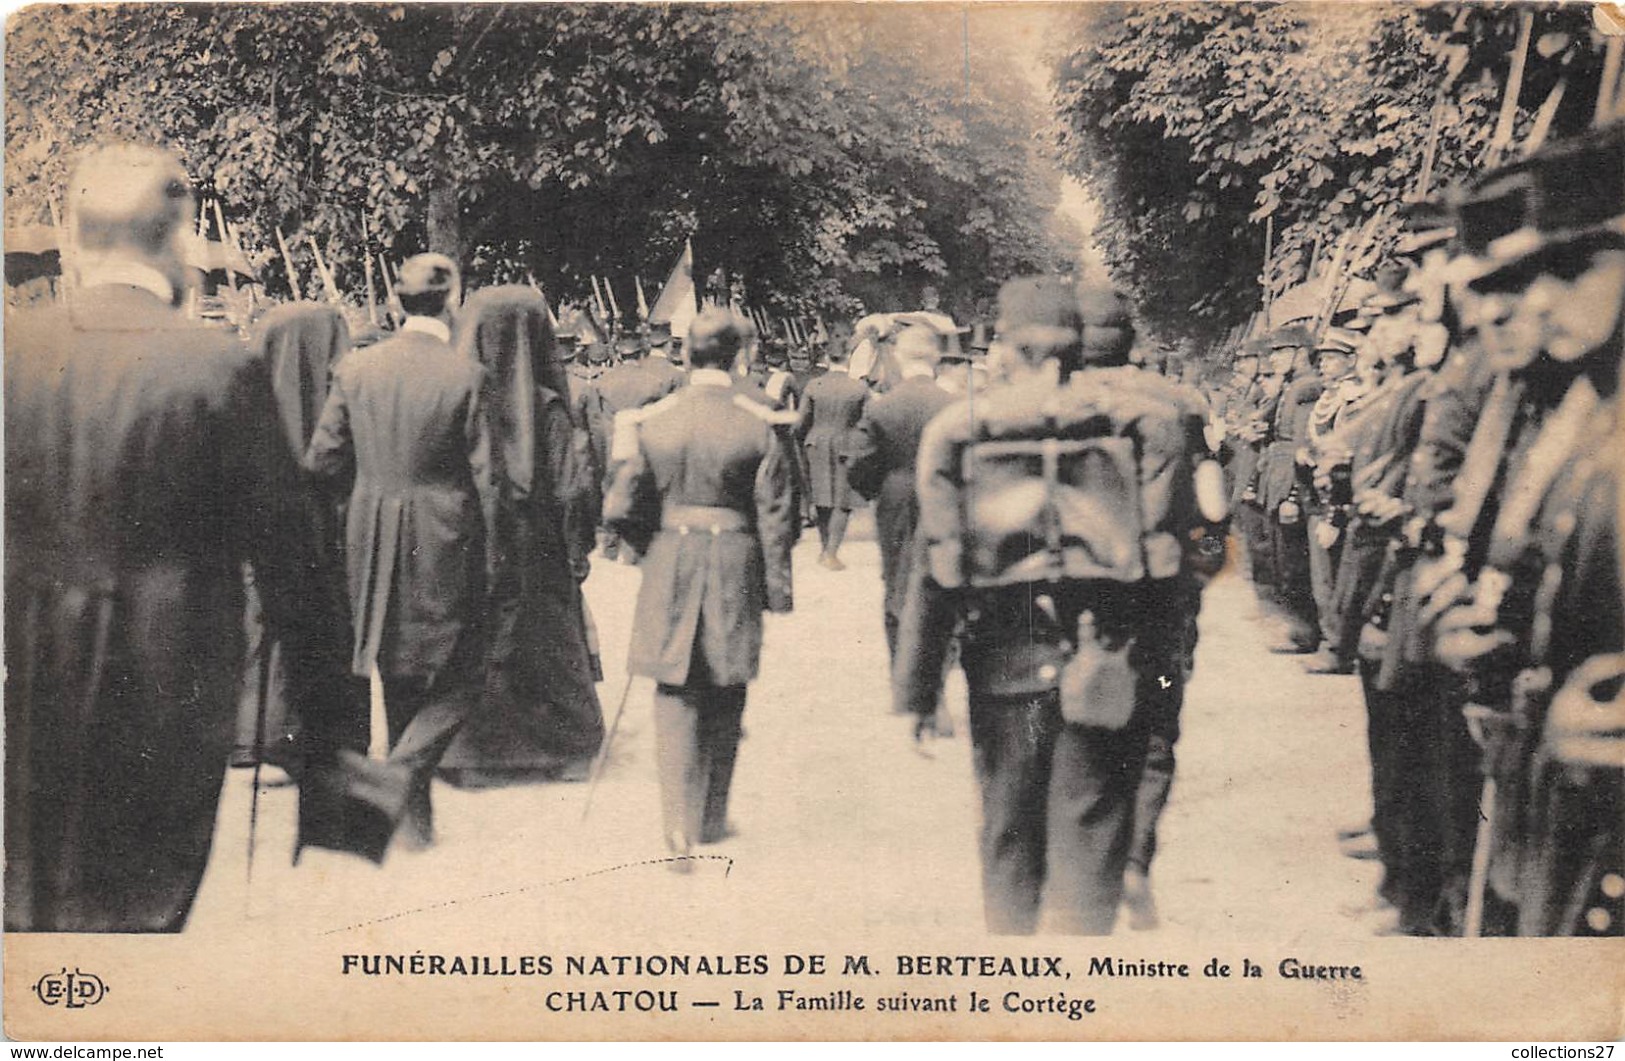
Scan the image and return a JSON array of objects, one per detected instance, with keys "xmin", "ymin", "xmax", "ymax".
[
  {"xmin": 597, "ymin": 320, "xmax": 686, "ymax": 419},
  {"xmin": 845, "ymin": 324, "xmax": 955, "ymax": 665},
  {"xmin": 1257, "ymin": 326, "xmax": 1322, "ymax": 653},
  {"xmin": 1430, "ymin": 125, "xmax": 1625, "ymax": 936},
  {"xmin": 305, "ymin": 253, "xmax": 490, "ymax": 849},
  {"xmin": 1229, "ymin": 338, "xmax": 1283, "ymax": 609},
  {"xmin": 594, "ymin": 320, "xmax": 687, "ymax": 560},
  {"xmin": 603, "ymin": 307, "xmax": 797, "ymax": 865},
  {"xmin": 1300, "ymin": 329, "xmax": 1360, "ymax": 673},
  {"xmin": 4, "ymin": 146, "xmax": 361, "ymax": 931},
  {"xmin": 895, "ymin": 277, "xmax": 1220, "ymax": 934},
  {"xmin": 799, "ymin": 341, "xmax": 870, "ymax": 569}
]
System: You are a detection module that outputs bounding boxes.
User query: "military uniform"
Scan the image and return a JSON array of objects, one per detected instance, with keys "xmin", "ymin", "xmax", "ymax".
[
  {"xmin": 604, "ymin": 364, "xmax": 797, "ymax": 855},
  {"xmin": 894, "ymin": 278, "xmax": 1212, "ymax": 934},
  {"xmin": 1426, "ymin": 124, "xmax": 1625, "ymax": 936}
]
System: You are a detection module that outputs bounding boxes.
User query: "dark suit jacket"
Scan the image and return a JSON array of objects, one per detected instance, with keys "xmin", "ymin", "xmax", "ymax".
[
  {"xmin": 604, "ymin": 375, "xmax": 796, "ymax": 687},
  {"xmin": 800, "ymin": 368, "xmax": 869, "ymax": 508},
  {"xmin": 306, "ymin": 325, "xmax": 489, "ymax": 682},
  {"xmin": 845, "ymin": 374, "xmax": 956, "ymax": 620},
  {"xmin": 4, "ymin": 284, "xmax": 350, "ymax": 931}
]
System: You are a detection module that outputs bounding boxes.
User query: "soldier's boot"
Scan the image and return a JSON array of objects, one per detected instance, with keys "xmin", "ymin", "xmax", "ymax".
[{"xmin": 1121, "ymin": 867, "xmax": 1159, "ymax": 931}]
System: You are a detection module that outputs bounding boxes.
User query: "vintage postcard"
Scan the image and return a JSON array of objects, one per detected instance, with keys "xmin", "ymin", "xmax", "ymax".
[{"xmin": 4, "ymin": 0, "xmax": 1624, "ymax": 1042}]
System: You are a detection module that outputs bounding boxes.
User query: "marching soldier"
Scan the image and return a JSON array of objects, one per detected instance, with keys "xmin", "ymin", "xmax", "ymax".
[
  {"xmin": 603, "ymin": 307, "xmax": 797, "ymax": 864},
  {"xmin": 895, "ymin": 277, "xmax": 1221, "ymax": 934}
]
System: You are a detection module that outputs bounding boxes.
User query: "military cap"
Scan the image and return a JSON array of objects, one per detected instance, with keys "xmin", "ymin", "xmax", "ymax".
[
  {"xmin": 1450, "ymin": 125, "xmax": 1625, "ymax": 290},
  {"xmin": 998, "ymin": 275, "xmax": 1083, "ymax": 332},
  {"xmin": 1075, "ymin": 281, "xmax": 1135, "ymax": 365},
  {"xmin": 966, "ymin": 321, "xmax": 992, "ymax": 354},
  {"xmin": 1266, "ymin": 325, "xmax": 1313, "ymax": 350},
  {"xmin": 396, "ymin": 252, "xmax": 460, "ymax": 298},
  {"xmin": 586, "ymin": 341, "xmax": 612, "ymax": 364},
  {"xmin": 1443, "ymin": 162, "xmax": 1538, "ymax": 288},
  {"xmin": 67, "ymin": 144, "xmax": 194, "ymax": 256},
  {"xmin": 1313, "ymin": 328, "xmax": 1359, "ymax": 356},
  {"xmin": 647, "ymin": 319, "xmax": 674, "ymax": 347}
]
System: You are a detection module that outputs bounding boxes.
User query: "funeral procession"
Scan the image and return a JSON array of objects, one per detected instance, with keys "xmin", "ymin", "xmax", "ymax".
[{"xmin": 5, "ymin": 1, "xmax": 1624, "ymax": 951}]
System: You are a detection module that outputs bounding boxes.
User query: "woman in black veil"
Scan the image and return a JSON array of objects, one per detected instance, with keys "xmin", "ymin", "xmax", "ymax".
[{"xmin": 440, "ymin": 286, "xmax": 605, "ymax": 785}]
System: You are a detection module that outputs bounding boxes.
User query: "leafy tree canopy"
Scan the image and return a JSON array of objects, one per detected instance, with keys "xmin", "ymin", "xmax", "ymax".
[
  {"xmin": 6, "ymin": 3, "xmax": 1074, "ymax": 321},
  {"xmin": 1053, "ymin": 2, "xmax": 1613, "ymax": 351}
]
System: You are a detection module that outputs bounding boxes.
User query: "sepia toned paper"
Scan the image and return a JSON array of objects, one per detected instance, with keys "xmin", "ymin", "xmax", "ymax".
[{"xmin": 6, "ymin": 0, "xmax": 1625, "ymax": 1043}]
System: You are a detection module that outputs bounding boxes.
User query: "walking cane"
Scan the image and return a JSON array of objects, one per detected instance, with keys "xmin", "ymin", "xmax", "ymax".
[
  {"xmin": 581, "ymin": 673, "xmax": 637, "ymax": 823},
  {"xmin": 1463, "ymin": 776, "xmax": 1497, "ymax": 938},
  {"xmin": 245, "ymin": 624, "xmax": 274, "ymax": 918}
]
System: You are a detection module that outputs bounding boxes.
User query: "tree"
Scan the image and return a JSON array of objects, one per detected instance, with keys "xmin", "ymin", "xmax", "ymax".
[
  {"xmin": 6, "ymin": 4, "xmax": 1072, "ymax": 321},
  {"xmin": 1053, "ymin": 2, "xmax": 1612, "ymax": 351}
]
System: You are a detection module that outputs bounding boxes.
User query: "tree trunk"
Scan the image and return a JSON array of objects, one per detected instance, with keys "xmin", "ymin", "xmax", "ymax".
[{"xmin": 426, "ymin": 174, "xmax": 461, "ymax": 263}]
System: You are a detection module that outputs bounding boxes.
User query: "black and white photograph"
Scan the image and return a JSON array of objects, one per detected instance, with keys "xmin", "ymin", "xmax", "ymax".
[{"xmin": 3, "ymin": 0, "xmax": 1623, "ymax": 1043}]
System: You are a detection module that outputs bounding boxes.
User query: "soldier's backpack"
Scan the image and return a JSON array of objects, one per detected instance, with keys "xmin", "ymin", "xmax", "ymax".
[
  {"xmin": 920, "ymin": 370, "xmax": 1207, "ymax": 592},
  {"xmin": 959, "ymin": 435, "xmax": 1146, "ymax": 586}
]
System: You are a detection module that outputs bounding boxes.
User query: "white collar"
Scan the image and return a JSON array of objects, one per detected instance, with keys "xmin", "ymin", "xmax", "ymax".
[
  {"xmin": 76, "ymin": 260, "xmax": 175, "ymax": 305},
  {"xmin": 401, "ymin": 316, "xmax": 452, "ymax": 344},
  {"xmin": 689, "ymin": 368, "xmax": 733, "ymax": 388},
  {"xmin": 901, "ymin": 362, "xmax": 936, "ymax": 381}
]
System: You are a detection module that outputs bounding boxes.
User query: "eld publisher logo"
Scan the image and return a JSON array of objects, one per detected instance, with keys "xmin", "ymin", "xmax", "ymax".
[{"xmin": 32, "ymin": 968, "xmax": 109, "ymax": 1008}]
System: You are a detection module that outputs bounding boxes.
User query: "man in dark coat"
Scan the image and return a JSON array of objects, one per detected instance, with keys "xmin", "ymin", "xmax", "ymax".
[
  {"xmin": 4, "ymin": 146, "xmax": 357, "ymax": 932},
  {"xmin": 845, "ymin": 324, "xmax": 955, "ymax": 663},
  {"xmin": 603, "ymin": 307, "xmax": 797, "ymax": 864},
  {"xmin": 799, "ymin": 342, "xmax": 869, "ymax": 568},
  {"xmin": 895, "ymin": 277, "xmax": 1217, "ymax": 935},
  {"xmin": 305, "ymin": 253, "xmax": 490, "ymax": 848}
]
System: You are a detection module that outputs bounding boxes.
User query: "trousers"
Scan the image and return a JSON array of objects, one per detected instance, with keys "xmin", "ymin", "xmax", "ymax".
[
  {"xmin": 381, "ymin": 655, "xmax": 480, "ymax": 839},
  {"xmin": 967, "ymin": 688, "xmax": 1151, "ymax": 935},
  {"xmin": 1305, "ymin": 515, "xmax": 1342, "ymax": 646},
  {"xmin": 653, "ymin": 683, "xmax": 747, "ymax": 851}
]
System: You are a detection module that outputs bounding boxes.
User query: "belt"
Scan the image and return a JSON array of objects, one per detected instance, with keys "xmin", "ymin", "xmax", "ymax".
[{"xmin": 661, "ymin": 504, "xmax": 752, "ymax": 535}]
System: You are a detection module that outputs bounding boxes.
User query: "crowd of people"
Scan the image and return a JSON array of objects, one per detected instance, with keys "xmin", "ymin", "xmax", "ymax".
[
  {"xmin": 1206, "ymin": 122, "xmax": 1624, "ymax": 938},
  {"xmin": 5, "ymin": 120, "xmax": 1621, "ymax": 943}
]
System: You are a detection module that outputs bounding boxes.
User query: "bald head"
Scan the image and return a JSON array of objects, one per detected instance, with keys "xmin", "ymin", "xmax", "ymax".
[{"xmin": 67, "ymin": 145, "xmax": 193, "ymax": 261}]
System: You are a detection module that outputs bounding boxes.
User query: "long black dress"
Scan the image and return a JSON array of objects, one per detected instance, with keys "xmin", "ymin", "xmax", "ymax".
[{"xmin": 439, "ymin": 286, "xmax": 604, "ymax": 784}]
